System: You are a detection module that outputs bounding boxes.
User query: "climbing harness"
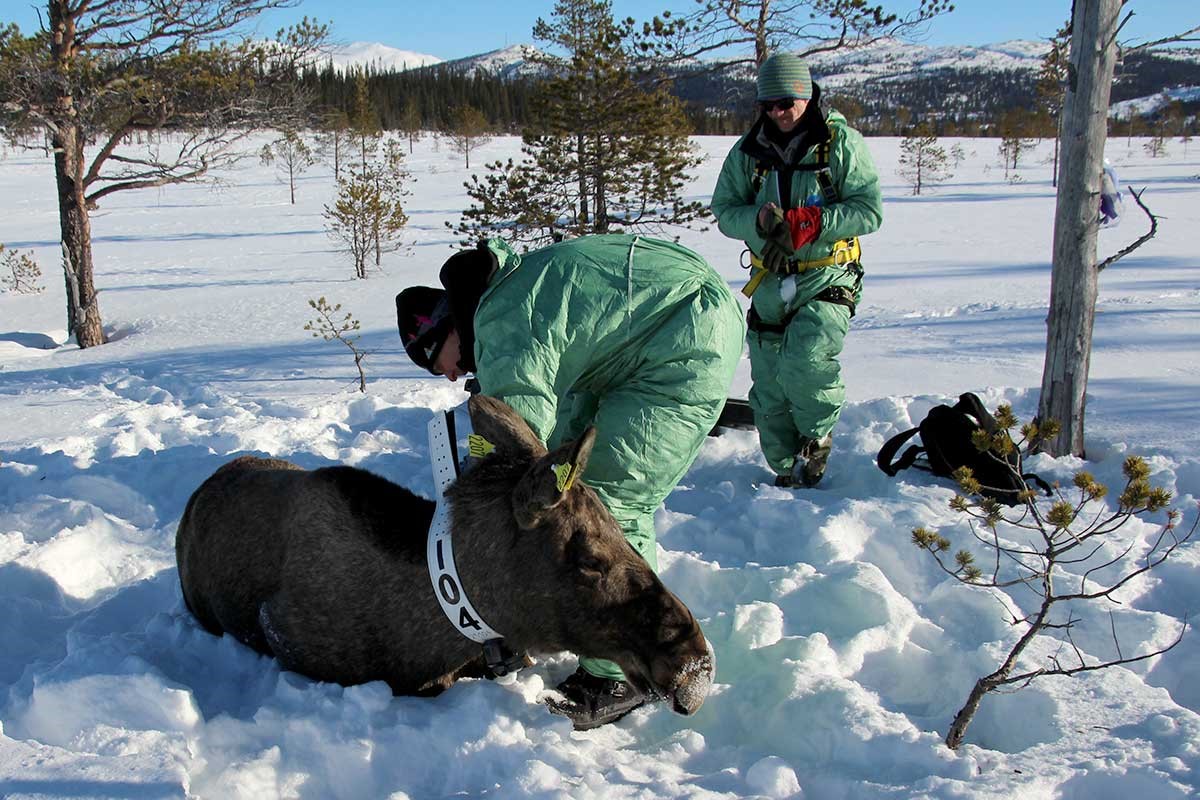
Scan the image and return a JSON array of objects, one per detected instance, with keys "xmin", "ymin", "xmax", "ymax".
[
  {"xmin": 741, "ymin": 238, "xmax": 861, "ymax": 297},
  {"xmin": 741, "ymin": 123, "xmax": 865, "ymax": 299},
  {"xmin": 746, "ymin": 261, "xmax": 865, "ymax": 335}
]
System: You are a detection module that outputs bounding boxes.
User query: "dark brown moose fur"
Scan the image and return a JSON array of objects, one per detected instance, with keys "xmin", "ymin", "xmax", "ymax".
[{"xmin": 175, "ymin": 394, "xmax": 714, "ymax": 716}]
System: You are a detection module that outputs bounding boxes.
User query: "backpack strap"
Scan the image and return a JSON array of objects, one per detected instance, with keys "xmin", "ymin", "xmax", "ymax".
[
  {"xmin": 876, "ymin": 426, "xmax": 925, "ymax": 476},
  {"xmin": 750, "ymin": 122, "xmax": 837, "ymax": 199},
  {"xmin": 953, "ymin": 392, "xmax": 998, "ymax": 434},
  {"xmin": 792, "ymin": 131, "xmax": 839, "ymax": 205},
  {"xmin": 1022, "ymin": 472, "xmax": 1055, "ymax": 497}
]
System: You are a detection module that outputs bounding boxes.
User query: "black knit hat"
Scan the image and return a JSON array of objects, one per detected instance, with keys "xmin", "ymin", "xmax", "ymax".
[{"xmin": 395, "ymin": 286, "xmax": 453, "ymax": 373}]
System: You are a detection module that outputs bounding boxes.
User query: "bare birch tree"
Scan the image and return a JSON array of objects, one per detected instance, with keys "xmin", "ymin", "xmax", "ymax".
[
  {"xmin": 1037, "ymin": 4, "xmax": 1200, "ymax": 457},
  {"xmin": 0, "ymin": 5, "xmax": 326, "ymax": 348}
]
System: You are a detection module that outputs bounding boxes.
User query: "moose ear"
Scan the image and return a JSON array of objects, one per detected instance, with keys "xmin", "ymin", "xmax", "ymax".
[
  {"xmin": 512, "ymin": 427, "xmax": 597, "ymax": 530},
  {"xmin": 468, "ymin": 394, "xmax": 547, "ymax": 458}
]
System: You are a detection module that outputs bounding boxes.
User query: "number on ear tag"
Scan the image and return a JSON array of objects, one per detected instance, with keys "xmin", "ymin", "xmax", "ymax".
[
  {"xmin": 552, "ymin": 462, "xmax": 578, "ymax": 492},
  {"xmin": 468, "ymin": 434, "xmax": 495, "ymax": 458}
]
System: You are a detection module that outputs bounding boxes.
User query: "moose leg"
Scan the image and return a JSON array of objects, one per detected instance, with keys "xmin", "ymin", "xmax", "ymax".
[{"xmin": 257, "ymin": 600, "xmax": 298, "ymax": 666}]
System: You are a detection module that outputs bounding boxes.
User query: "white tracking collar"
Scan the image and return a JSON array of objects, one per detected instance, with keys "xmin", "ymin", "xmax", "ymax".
[{"xmin": 426, "ymin": 407, "xmax": 503, "ymax": 644}]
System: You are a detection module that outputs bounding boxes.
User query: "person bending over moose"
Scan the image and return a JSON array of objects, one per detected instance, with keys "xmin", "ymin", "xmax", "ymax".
[{"xmin": 397, "ymin": 234, "xmax": 744, "ymax": 729}]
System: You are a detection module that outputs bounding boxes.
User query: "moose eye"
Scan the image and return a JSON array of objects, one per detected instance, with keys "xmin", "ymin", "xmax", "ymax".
[{"xmin": 567, "ymin": 529, "xmax": 606, "ymax": 578}]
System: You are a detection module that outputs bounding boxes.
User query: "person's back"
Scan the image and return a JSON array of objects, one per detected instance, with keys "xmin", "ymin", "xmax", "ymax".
[{"xmin": 474, "ymin": 235, "xmax": 737, "ymax": 440}]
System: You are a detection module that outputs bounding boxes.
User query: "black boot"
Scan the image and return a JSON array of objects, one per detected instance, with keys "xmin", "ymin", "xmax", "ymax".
[
  {"xmin": 545, "ymin": 667, "xmax": 652, "ymax": 730},
  {"xmin": 793, "ymin": 434, "xmax": 832, "ymax": 487}
]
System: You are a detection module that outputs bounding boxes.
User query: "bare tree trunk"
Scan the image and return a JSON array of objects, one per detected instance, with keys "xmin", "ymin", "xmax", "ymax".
[
  {"xmin": 1037, "ymin": 0, "xmax": 1120, "ymax": 457},
  {"xmin": 49, "ymin": 0, "xmax": 105, "ymax": 348},
  {"xmin": 576, "ymin": 132, "xmax": 589, "ymax": 227},
  {"xmin": 53, "ymin": 127, "xmax": 105, "ymax": 348}
]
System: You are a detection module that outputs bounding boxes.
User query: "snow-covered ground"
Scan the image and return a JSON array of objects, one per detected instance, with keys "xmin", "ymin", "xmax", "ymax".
[{"xmin": 1, "ymin": 130, "xmax": 1197, "ymax": 799}]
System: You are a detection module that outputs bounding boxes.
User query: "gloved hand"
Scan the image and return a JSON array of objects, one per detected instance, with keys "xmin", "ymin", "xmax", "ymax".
[
  {"xmin": 755, "ymin": 202, "xmax": 788, "ymax": 242},
  {"xmin": 755, "ymin": 203, "xmax": 795, "ymax": 272},
  {"xmin": 784, "ymin": 206, "xmax": 822, "ymax": 249},
  {"xmin": 759, "ymin": 238, "xmax": 794, "ymax": 272}
]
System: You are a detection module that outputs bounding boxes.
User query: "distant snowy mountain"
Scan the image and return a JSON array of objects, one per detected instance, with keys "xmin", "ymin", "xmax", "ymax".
[
  {"xmin": 804, "ymin": 37, "xmax": 1047, "ymax": 89},
  {"xmin": 441, "ymin": 45, "xmax": 544, "ymax": 80},
  {"xmin": 326, "ymin": 37, "xmax": 1199, "ymax": 121},
  {"xmin": 1112, "ymin": 86, "xmax": 1200, "ymax": 118},
  {"xmin": 323, "ymin": 41, "xmax": 442, "ymax": 72}
]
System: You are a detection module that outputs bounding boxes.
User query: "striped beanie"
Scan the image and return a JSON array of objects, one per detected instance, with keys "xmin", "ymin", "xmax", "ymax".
[{"xmin": 756, "ymin": 53, "xmax": 813, "ymax": 101}]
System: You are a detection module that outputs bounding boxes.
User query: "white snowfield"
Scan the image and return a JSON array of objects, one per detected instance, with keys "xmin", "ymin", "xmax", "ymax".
[{"xmin": 0, "ymin": 131, "xmax": 1197, "ymax": 799}]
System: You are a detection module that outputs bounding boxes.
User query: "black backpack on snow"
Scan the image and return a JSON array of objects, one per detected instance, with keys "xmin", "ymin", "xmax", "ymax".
[{"xmin": 876, "ymin": 393, "xmax": 1051, "ymax": 506}]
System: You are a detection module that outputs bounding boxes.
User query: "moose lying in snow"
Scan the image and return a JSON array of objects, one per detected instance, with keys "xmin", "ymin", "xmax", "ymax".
[{"xmin": 176, "ymin": 394, "xmax": 714, "ymax": 720}]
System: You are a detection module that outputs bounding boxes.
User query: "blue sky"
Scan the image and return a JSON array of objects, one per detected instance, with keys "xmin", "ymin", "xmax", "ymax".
[{"xmin": 1, "ymin": 0, "xmax": 1195, "ymax": 60}]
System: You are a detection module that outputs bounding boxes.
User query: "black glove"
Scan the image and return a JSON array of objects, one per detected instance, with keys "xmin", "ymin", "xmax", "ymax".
[
  {"xmin": 755, "ymin": 203, "xmax": 795, "ymax": 272},
  {"xmin": 759, "ymin": 239, "xmax": 795, "ymax": 273}
]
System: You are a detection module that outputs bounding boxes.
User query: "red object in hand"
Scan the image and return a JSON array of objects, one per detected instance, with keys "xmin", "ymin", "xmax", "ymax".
[{"xmin": 784, "ymin": 206, "xmax": 822, "ymax": 249}]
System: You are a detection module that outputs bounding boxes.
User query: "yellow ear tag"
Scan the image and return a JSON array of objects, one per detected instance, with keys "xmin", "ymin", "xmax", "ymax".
[
  {"xmin": 467, "ymin": 434, "xmax": 495, "ymax": 458},
  {"xmin": 552, "ymin": 462, "xmax": 578, "ymax": 492}
]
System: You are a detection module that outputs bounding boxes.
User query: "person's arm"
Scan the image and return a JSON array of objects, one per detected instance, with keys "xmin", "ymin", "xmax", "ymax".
[
  {"xmin": 814, "ymin": 125, "xmax": 883, "ymax": 244},
  {"xmin": 474, "ymin": 360, "xmax": 560, "ymax": 446},
  {"xmin": 711, "ymin": 142, "xmax": 767, "ymax": 252}
]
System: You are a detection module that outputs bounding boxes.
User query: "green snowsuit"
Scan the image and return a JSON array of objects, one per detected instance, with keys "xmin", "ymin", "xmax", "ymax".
[
  {"xmin": 470, "ymin": 234, "xmax": 745, "ymax": 680},
  {"xmin": 711, "ymin": 89, "xmax": 882, "ymax": 477}
]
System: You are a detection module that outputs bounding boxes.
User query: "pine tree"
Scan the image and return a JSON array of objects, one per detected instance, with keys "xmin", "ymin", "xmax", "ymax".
[
  {"xmin": 260, "ymin": 128, "xmax": 315, "ymax": 204},
  {"xmin": 0, "ymin": 6, "xmax": 326, "ymax": 347},
  {"xmin": 1036, "ymin": 19, "xmax": 1071, "ymax": 187},
  {"xmin": 315, "ymin": 109, "xmax": 351, "ymax": 181},
  {"xmin": 0, "ymin": 244, "xmax": 44, "ymax": 294},
  {"xmin": 910, "ymin": 405, "xmax": 1194, "ymax": 749},
  {"xmin": 348, "ymin": 69, "xmax": 381, "ymax": 171},
  {"xmin": 897, "ymin": 128, "xmax": 952, "ymax": 195},
  {"xmin": 641, "ymin": 0, "xmax": 954, "ymax": 71},
  {"xmin": 305, "ymin": 297, "xmax": 368, "ymax": 392},
  {"xmin": 445, "ymin": 105, "xmax": 492, "ymax": 168},
  {"xmin": 398, "ymin": 96, "xmax": 423, "ymax": 154},
  {"xmin": 324, "ymin": 141, "xmax": 410, "ymax": 279},
  {"xmin": 997, "ymin": 109, "xmax": 1038, "ymax": 182},
  {"xmin": 452, "ymin": 0, "xmax": 707, "ymax": 248}
]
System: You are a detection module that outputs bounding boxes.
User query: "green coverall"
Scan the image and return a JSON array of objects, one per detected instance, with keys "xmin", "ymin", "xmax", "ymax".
[
  {"xmin": 711, "ymin": 94, "xmax": 883, "ymax": 478},
  {"xmin": 472, "ymin": 234, "xmax": 745, "ymax": 680}
]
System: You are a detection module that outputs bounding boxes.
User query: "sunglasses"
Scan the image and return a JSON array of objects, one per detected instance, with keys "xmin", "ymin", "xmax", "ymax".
[{"xmin": 759, "ymin": 98, "xmax": 798, "ymax": 113}]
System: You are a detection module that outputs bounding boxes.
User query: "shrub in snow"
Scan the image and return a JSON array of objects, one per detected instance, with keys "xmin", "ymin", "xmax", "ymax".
[
  {"xmin": 911, "ymin": 404, "xmax": 1196, "ymax": 750},
  {"xmin": 260, "ymin": 129, "xmax": 315, "ymax": 205},
  {"xmin": 897, "ymin": 129, "xmax": 953, "ymax": 196},
  {"xmin": 0, "ymin": 245, "xmax": 43, "ymax": 294},
  {"xmin": 304, "ymin": 297, "xmax": 367, "ymax": 392}
]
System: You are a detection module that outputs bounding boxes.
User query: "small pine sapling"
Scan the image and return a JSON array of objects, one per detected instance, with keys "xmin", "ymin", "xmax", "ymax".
[
  {"xmin": 261, "ymin": 129, "xmax": 315, "ymax": 204},
  {"xmin": 304, "ymin": 297, "xmax": 368, "ymax": 392},
  {"xmin": 1, "ymin": 245, "xmax": 44, "ymax": 294},
  {"xmin": 323, "ymin": 140, "xmax": 410, "ymax": 278},
  {"xmin": 911, "ymin": 405, "xmax": 1195, "ymax": 750},
  {"xmin": 897, "ymin": 128, "xmax": 953, "ymax": 195}
]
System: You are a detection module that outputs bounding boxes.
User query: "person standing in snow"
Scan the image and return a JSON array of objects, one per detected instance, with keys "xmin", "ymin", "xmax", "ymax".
[
  {"xmin": 712, "ymin": 52, "xmax": 882, "ymax": 488},
  {"xmin": 395, "ymin": 233, "xmax": 744, "ymax": 729}
]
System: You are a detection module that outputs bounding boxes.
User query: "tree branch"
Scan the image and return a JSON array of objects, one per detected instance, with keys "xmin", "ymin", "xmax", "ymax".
[
  {"xmin": 999, "ymin": 618, "xmax": 1187, "ymax": 686},
  {"xmin": 1097, "ymin": 187, "xmax": 1158, "ymax": 272},
  {"xmin": 1124, "ymin": 24, "xmax": 1200, "ymax": 53}
]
